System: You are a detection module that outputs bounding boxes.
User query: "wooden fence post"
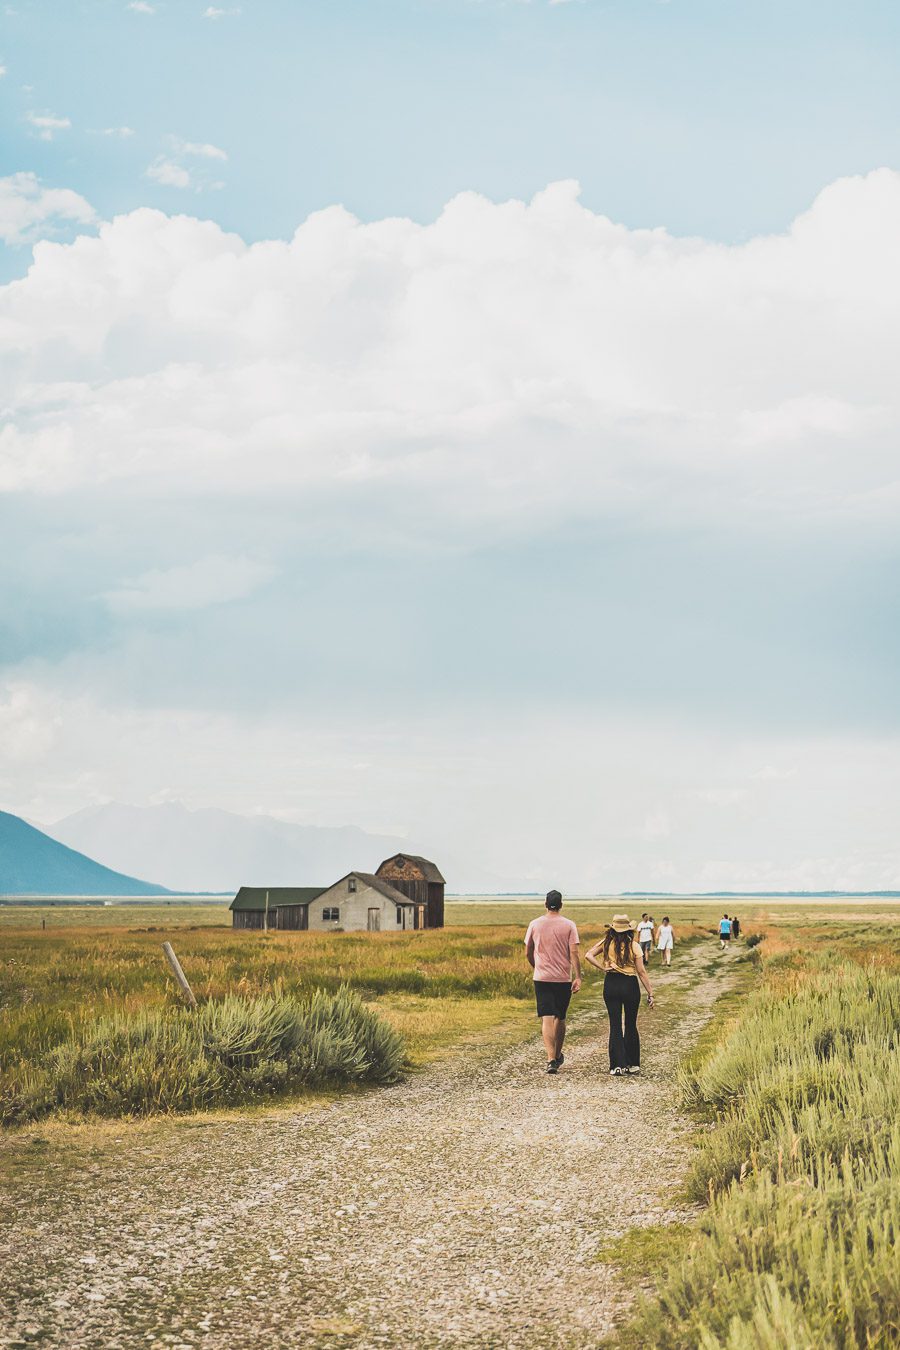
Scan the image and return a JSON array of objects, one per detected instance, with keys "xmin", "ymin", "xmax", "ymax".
[{"xmin": 162, "ymin": 941, "xmax": 198, "ymax": 1008}]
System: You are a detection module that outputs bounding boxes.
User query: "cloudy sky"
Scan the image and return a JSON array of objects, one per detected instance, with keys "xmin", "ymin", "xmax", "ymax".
[{"xmin": 2, "ymin": 0, "xmax": 900, "ymax": 891}]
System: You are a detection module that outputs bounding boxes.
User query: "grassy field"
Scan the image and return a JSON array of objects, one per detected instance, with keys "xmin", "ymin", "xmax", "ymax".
[
  {"xmin": 2, "ymin": 894, "xmax": 766, "ymax": 1127},
  {"xmin": 3, "ymin": 897, "xmax": 897, "ymax": 1127},
  {"xmin": 607, "ymin": 919, "xmax": 900, "ymax": 1350},
  {"xmin": 1, "ymin": 903, "xmax": 613, "ymax": 1126}
]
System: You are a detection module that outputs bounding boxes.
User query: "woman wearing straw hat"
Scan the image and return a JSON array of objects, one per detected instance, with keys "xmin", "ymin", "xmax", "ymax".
[{"xmin": 585, "ymin": 914, "xmax": 654, "ymax": 1076}]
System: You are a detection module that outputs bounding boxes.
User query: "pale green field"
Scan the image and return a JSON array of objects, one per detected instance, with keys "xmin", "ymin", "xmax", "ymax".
[
  {"xmin": 0, "ymin": 901, "xmax": 230, "ymax": 929},
  {"xmin": 449, "ymin": 896, "xmax": 900, "ymax": 929},
  {"xmin": 3, "ymin": 895, "xmax": 899, "ymax": 932}
]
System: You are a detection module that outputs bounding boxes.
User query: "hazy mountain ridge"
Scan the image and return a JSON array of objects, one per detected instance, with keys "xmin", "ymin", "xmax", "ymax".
[
  {"xmin": 0, "ymin": 811, "xmax": 170, "ymax": 896},
  {"xmin": 45, "ymin": 802, "xmax": 505, "ymax": 894}
]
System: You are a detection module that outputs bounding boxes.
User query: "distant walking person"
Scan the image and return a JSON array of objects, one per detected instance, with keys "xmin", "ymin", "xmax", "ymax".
[
  {"xmin": 730, "ymin": 915, "xmax": 741, "ymax": 940},
  {"xmin": 656, "ymin": 916, "xmax": 675, "ymax": 967},
  {"xmin": 525, "ymin": 890, "xmax": 582, "ymax": 1074},
  {"xmin": 585, "ymin": 915, "xmax": 654, "ymax": 1076},
  {"xmin": 637, "ymin": 913, "xmax": 655, "ymax": 965},
  {"xmin": 719, "ymin": 913, "xmax": 732, "ymax": 950}
]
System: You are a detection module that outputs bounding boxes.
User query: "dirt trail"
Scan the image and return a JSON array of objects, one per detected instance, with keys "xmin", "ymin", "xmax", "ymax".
[{"xmin": 1, "ymin": 945, "xmax": 730, "ymax": 1350}]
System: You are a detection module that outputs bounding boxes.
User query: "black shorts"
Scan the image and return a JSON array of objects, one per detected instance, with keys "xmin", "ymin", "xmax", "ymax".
[
  {"xmin": 720, "ymin": 933, "xmax": 731, "ymax": 941},
  {"xmin": 534, "ymin": 980, "xmax": 572, "ymax": 1019}
]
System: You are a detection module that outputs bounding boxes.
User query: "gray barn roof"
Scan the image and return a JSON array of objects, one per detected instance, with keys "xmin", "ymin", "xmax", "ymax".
[
  {"xmin": 317, "ymin": 872, "xmax": 414, "ymax": 907},
  {"xmin": 230, "ymin": 886, "xmax": 327, "ymax": 912},
  {"xmin": 376, "ymin": 854, "xmax": 445, "ymax": 884}
]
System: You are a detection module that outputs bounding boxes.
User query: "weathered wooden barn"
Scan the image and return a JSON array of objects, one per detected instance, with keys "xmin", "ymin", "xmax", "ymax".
[
  {"xmin": 229, "ymin": 854, "xmax": 446, "ymax": 931},
  {"xmin": 229, "ymin": 886, "xmax": 326, "ymax": 930},
  {"xmin": 375, "ymin": 854, "xmax": 445, "ymax": 928}
]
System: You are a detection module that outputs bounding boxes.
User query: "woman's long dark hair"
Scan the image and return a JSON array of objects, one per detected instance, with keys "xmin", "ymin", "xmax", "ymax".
[{"xmin": 603, "ymin": 927, "xmax": 636, "ymax": 968}]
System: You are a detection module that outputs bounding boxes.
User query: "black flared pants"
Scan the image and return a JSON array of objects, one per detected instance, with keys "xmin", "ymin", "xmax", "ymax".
[{"xmin": 603, "ymin": 971, "xmax": 641, "ymax": 1070}]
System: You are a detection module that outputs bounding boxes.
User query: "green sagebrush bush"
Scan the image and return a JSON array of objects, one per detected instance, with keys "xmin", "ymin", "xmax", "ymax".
[
  {"xmin": 0, "ymin": 986, "xmax": 405, "ymax": 1125},
  {"xmin": 610, "ymin": 960, "xmax": 900, "ymax": 1350}
]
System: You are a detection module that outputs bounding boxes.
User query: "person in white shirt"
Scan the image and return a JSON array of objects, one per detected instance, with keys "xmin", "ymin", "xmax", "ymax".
[{"xmin": 636, "ymin": 913, "xmax": 655, "ymax": 965}]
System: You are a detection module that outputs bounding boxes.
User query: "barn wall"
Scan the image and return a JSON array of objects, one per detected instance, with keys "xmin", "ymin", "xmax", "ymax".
[
  {"xmin": 307, "ymin": 879, "xmax": 407, "ymax": 932},
  {"xmin": 427, "ymin": 881, "xmax": 445, "ymax": 929},
  {"xmin": 275, "ymin": 905, "xmax": 309, "ymax": 931},
  {"xmin": 232, "ymin": 910, "xmax": 265, "ymax": 930},
  {"xmin": 379, "ymin": 875, "xmax": 427, "ymax": 906}
]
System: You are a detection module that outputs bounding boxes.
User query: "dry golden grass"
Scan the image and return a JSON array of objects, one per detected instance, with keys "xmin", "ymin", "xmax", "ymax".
[{"xmin": 1, "ymin": 915, "xmax": 596, "ymax": 1082}]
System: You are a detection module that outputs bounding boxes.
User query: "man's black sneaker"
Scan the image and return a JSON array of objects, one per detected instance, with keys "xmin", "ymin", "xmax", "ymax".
[
  {"xmin": 546, "ymin": 1060, "xmax": 559, "ymax": 1074},
  {"xmin": 556, "ymin": 1052, "xmax": 564, "ymax": 1067}
]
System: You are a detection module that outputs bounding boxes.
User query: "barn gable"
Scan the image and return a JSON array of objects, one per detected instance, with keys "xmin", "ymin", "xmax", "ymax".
[
  {"xmin": 376, "ymin": 854, "xmax": 445, "ymax": 884},
  {"xmin": 375, "ymin": 854, "xmax": 445, "ymax": 928},
  {"xmin": 308, "ymin": 872, "xmax": 416, "ymax": 932}
]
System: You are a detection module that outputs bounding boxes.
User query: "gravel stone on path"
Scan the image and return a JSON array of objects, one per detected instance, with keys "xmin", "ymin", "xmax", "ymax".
[{"xmin": 0, "ymin": 945, "xmax": 727, "ymax": 1350}]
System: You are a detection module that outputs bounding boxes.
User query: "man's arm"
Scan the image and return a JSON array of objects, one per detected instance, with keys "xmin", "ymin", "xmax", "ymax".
[
  {"xmin": 570, "ymin": 941, "xmax": 582, "ymax": 992},
  {"xmin": 526, "ymin": 934, "xmax": 536, "ymax": 969}
]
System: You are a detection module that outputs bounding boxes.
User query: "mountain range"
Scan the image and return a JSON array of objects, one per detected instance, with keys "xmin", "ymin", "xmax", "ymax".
[
  {"xmin": 0, "ymin": 810, "xmax": 171, "ymax": 896},
  {"xmin": 43, "ymin": 801, "xmax": 501, "ymax": 894}
]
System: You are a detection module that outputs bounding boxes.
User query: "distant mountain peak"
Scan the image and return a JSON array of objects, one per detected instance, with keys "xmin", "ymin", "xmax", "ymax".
[{"xmin": 0, "ymin": 810, "xmax": 171, "ymax": 897}]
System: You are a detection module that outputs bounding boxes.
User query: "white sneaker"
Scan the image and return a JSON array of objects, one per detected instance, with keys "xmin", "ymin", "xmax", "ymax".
[
  {"xmin": 609, "ymin": 1067, "xmax": 623, "ymax": 1076},
  {"xmin": 626, "ymin": 1066, "xmax": 641, "ymax": 1075}
]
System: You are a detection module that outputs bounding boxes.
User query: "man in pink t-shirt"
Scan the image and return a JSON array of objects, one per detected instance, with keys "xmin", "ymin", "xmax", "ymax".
[{"xmin": 525, "ymin": 890, "xmax": 582, "ymax": 1074}]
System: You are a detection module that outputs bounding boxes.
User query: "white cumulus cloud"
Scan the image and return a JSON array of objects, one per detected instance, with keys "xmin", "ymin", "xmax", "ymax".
[
  {"xmin": 144, "ymin": 139, "xmax": 228, "ymax": 192},
  {"xmin": 175, "ymin": 139, "xmax": 227, "ymax": 161},
  {"xmin": 1, "ymin": 170, "xmax": 900, "ymax": 541},
  {"xmin": 0, "ymin": 172, "xmax": 95, "ymax": 245},
  {"xmin": 145, "ymin": 157, "xmax": 192, "ymax": 188},
  {"xmin": 25, "ymin": 110, "xmax": 71, "ymax": 140}
]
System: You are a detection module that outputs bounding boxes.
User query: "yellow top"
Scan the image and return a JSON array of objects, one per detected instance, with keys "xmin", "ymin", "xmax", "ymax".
[{"xmin": 603, "ymin": 940, "xmax": 642, "ymax": 975}]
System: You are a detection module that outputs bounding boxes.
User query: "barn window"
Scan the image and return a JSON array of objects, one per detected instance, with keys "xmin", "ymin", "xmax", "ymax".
[
  {"xmin": 396, "ymin": 908, "xmax": 402, "ymax": 924},
  {"xmin": 323, "ymin": 907, "xmax": 340, "ymax": 922},
  {"xmin": 348, "ymin": 877, "xmax": 357, "ymax": 893}
]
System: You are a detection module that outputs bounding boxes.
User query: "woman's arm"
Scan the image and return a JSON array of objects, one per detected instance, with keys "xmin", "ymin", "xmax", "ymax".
[
  {"xmin": 632, "ymin": 942, "xmax": 654, "ymax": 1005},
  {"xmin": 584, "ymin": 940, "xmax": 605, "ymax": 971}
]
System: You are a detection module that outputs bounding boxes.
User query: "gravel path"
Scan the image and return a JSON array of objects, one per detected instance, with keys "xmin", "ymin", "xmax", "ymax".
[{"xmin": 1, "ymin": 946, "xmax": 728, "ymax": 1350}]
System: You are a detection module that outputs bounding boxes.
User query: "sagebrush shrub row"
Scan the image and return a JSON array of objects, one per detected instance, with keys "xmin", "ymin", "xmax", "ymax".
[
  {"xmin": 612, "ymin": 959, "xmax": 900, "ymax": 1350},
  {"xmin": 1, "ymin": 986, "xmax": 405, "ymax": 1125}
]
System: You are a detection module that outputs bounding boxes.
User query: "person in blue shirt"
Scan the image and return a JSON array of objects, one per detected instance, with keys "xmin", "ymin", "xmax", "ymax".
[{"xmin": 719, "ymin": 913, "xmax": 733, "ymax": 951}]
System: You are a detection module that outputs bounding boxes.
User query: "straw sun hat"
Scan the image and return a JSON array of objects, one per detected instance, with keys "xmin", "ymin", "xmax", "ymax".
[{"xmin": 609, "ymin": 914, "xmax": 635, "ymax": 932}]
